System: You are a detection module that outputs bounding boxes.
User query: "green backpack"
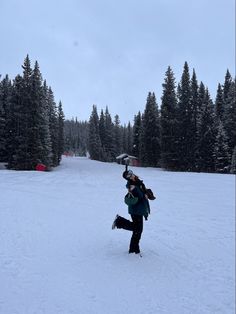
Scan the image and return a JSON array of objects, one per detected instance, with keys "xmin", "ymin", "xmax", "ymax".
[{"xmin": 124, "ymin": 192, "xmax": 138, "ymax": 206}]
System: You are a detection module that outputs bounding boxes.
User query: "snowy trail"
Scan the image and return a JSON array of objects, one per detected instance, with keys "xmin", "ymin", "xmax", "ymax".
[{"xmin": 0, "ymin": 157, "xmax": 235, "ymax": 314}]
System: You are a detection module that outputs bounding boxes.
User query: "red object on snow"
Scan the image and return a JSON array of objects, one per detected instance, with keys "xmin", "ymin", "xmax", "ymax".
[{"xmin": 36, "ymin": 163, "xmax": 47, "ymax": 171}]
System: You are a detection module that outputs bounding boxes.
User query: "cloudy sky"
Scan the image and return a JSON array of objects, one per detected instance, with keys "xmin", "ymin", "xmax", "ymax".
[{"xmin": 0, "ymin": 0, "xmax": 235, "ymax": 123}]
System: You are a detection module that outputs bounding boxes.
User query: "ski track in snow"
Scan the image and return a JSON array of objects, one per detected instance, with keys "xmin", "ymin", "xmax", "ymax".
[{"xmin": 0, "ymin": 157, "xmax": 235, "ymax": 314}]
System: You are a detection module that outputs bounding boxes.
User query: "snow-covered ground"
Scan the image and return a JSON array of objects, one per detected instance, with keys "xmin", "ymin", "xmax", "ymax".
[{"xmin": 0, "ymin": 157, "xmax": 235, "ymax": 314}]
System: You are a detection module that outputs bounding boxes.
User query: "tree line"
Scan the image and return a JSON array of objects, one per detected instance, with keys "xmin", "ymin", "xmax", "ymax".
[
  {"xmin": 0, "ymin": 55, "xmax": 65, "ymax": 170},
  {"xmin": 65, "ymin": 62, "xmax": 235, "ymax": 174}
]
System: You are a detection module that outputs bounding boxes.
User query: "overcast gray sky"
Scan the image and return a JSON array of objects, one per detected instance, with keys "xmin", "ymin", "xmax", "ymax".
[{"xmin": 0, "ymin": 0, "xmax": 235, "ymax": 124}]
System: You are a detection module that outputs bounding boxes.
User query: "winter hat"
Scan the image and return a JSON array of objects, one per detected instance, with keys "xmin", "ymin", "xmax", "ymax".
[{"xmin": 122, "ymin": 170, "xmax": 133, "ymax": 180}]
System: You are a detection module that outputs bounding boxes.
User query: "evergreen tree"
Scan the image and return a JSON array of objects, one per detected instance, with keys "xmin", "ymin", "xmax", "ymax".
[
  {"xmin": 197, "ymin": 89, "xmax": 216, "ymax": 172},
  {"xmin": 215, "ymin": 83, "xmax": 224, "ymax": 122},
  {"xmin": 41, "ymin": 81, "xmax": 53, "ymax": 166},
  {"xmin": 189, "ymin": 69, "xmax": 199, "ymax": 170},
  {"xmin": 126, "ymin": 122, "xmax": 133, "ymax": 155},
  {"xmin": 141, "ymin": 92, "xmax": 160, "ymax": 167},
  {"xmin": 0, "ymin": 75, "xmax": 12, "ymax": 162},
  {"xmin": 223, "ymin": 69, "xmax": 232, "ymax": 103},
  {"xmin": 113, "ymin": 114, "xmax": 122, "ymax": 156},
  {"xmin": 223, "ymin": 79, "xmax": 236, "ymax": 157},
  {"xmin": 197, "ymin": 82, "xmax": 206, "ymax": 113},
  {"xmin": 213, "ymin": 121, "xmax": 230, "ymax": 173},
  {"xmin": 176, "ymin": 62, "xmax": 192, "ymax": 171},
  {"xmin": 88, "ymin": 105, "xmax": 103, "ymax": 160},
  {"xmin": 48, "ymin": 87, "xmax": 59, "ymax": 166},
  {"xmin": 160, "ymin": 66, "xmax": 178, "ymax": 170},
  {"xmin": 99, "ymin": 109, "xmax": 106, "ymax": 160},
  {"xmin": 8, "ymin": 55, "xmax": 33, "ymax": 169},
  {"xmin": 6, "ymin": 75, "xmax": 24, "ymax": 169},
  {"xmin": 27, "ymin": 61, "xmax": 51, "ymax": 169},
  {"xmin": 132, "ymin": 111, "xmax": 142, "ymax": 159},
  {"xmin": 57, "ymin": 100, "xmax": 65, "ymax": 164},
  {"xmin": 104, "ymin": 106, "xmax": 115, "ymax": 161},
  {"xmin": 121, "ymin": 124, "xmax": 128, "ymax": 154},
  {"xmin": 230, "ymin": 146, "xmax": 236, "ymax": 174}
]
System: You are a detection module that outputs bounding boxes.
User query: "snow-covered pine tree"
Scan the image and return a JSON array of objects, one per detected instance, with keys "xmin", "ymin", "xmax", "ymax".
[
  {"xmin": 223, "ymin": 78, "xmax": 236, "ymax": 159},
  {"xmin": 126, "ymin": 122, "xmax": 133, "ymax": 156},
  {"xmin": 230, "ymin": 146, "xmax": 236, "ymax": 174},
  {"xmin": 113, "ymin": 114, "xmax": 122, "ymax": 156},
  {"xmin": 6, "ymin": 75, "xmax": 23, "ymax": 169},
  {"xmin": 104, "ymin": 106, "xmax": 116, "ymax": 161},
  {"xmin": 9, "ymin": 55, "xmax": 33, "ymax": 170},
  {"xmin": 99, "ymin": 109, "xmax": 106, "ymax": 160},
  {"xmin": 27, "ymin": 61, "xmax": 50, "ymax": 169},
  {"xmin": 0, "ymin": 75, "xmax": 12, "ymax": 162},
  {"xmin": 213, "ymin": 121, "xmax": 230, "ymax": 173},
  {"xmin": 41, "ymin": 81, "xmax": 53, "ymax": 167},
  {"xmin": 0, "ymin": 77, "xmax": 5, "ymax": 161},
  {"xmin": 88, "ymin": 105, "xmax": 103, "ymax": 160},
  {"xmin": 196, "ymin": 89, "xmax": 216, "ymax": 172},
  {"xmin": 189, "ymin": 69, "xmax": 199, "ymax": 171},
  {"xmin": 176, "ymin": 62, "xmax": 192, "ymax": 171},
  {"xmin": 223, "ymin": 70, "xmax": 232, "ymax": 104},
  {"xmin": 57, "ymin": 100, "xmax": 65, "ymax": 165},
  {"xmin": 121, "ymin": 124, "xmax": 128, "ymax": 154},
  {"xmin": 132, "ymin": 111, "xmax": 142, "ymax": 159},
  {"xmin": 48, "ymin": 87, "xmax": 59, "ymax": 167},
  {"xmin": 215, "ymin": 83, "xmax": 224, "ymax": 123},
  {"xmin": 160, "ymin": 66, "xmax": 178, "ymax": 170},
  {"xmin": 140, "ymin": 92, "xmax": 160, "ymax": 167}
]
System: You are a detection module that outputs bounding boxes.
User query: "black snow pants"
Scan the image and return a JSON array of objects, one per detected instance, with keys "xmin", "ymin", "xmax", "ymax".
[{"xmin": 116, "ymin": 214, "xmax": 143, "ymax": 253}]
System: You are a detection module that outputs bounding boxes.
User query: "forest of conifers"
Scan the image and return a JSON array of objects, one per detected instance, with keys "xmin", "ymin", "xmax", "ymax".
[
  {"xmin": 0, "ymin": 56, "xmax": 64, "ymax": 170},
  {"xmin": 64, "ymin": 62, "xmax": 236, "ymax": 174},
  {"xmin": 0, "ymin": 57, "xmax": 235, "ymax": 173}
]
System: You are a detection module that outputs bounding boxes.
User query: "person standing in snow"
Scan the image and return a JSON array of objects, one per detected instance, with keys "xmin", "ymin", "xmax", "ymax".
[{"xmin": 112, "ymin": 170, "xmax": 150, "ymax": 255}]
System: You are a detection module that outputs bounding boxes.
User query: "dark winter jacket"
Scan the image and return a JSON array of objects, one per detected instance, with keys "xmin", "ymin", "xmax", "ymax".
[{"xmin": 125, "ymin": 181, "xmax": 150, "ymax": 218}]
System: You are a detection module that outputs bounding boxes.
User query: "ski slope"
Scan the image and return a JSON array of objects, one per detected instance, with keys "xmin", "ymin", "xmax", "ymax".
[{"xmin": 0, "ymin": 157, "xmax": 235, "ymax": 314}]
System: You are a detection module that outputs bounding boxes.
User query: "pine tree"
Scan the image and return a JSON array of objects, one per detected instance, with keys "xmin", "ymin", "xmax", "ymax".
[
  {"xmin": 197, "ymin": 89, "xmax": 216, "ymax": 172},
  {"xmin": 223, "ymin": 79, "xmax": 236, "ymax": 157},
  {"xmin": 113, "ymin": 114, "xmax": 122, "ymax": 156},
  {"xmin": 48, "ymin": 87, "xmax": 59, "ymax": 166},
  {"xmin": 8, "ymin": 56, "xmax": 33, "ymax": 169},
  {"xmin": 99, "ymin": 109, "xmax": 106, "ymax": 160},
  {"xmin": 41, "ymin": 81, "xmax": 53, "ymax": 166},
  {"xmin": 223, "ymin": 69, "xmax": 232, "ymax": 103},
  {"xmin": 126, "ymin": 122, "xmax": 133, "ymax": 155},
  {"xmin": 230, "ymin": 146, "xmax": 236, "ymax": 174},
  {"xmin": 57, "ymin": 100, "xmax": 65, "ymax": 164},
  {"xmin": 141, "ymin": 92, "xmax": 160, "ymax": 167},
  {"xmin": 6, "ymin": 75, "xmax": 23, "ymax": 169},
  {"xmin": 215, "ymin": 83, "xmax": 224, "ymax": 122},
  {"xmin": 176, "ymin": 62, "xmax": 192, "ymax": 171},
  {"xmin": 132, "ymin": 111, "xmax": 142, "ymax": 159},
  {"xmin": 189, "ymin": 69, "xmax": 199, "ymax": 170},
  {"xmin": 27, "ymin": 61, "xmax": 51, "ymax": 169},
  {"xmin": 104, "ymin": 106, "xmax": 115, "ymax": 161},
  {"xmin": 0, "ymin": 75, "xmax": 12, "ymax": 162},
  {"xmin": 121, "ymin": 124, "xmax": 128, "ymax": 154},
  {"xmin": 88, "ymin": 105, "xmax": 103, "ymax": 160},
  {"xmin": 198, "ymin": 82, "xmax": 206, "ymax": 112},
  {"xmin": 213, "ymin": 121, "xmax": 230, "ymax": 173},
  {"xmin": 160, "ymin": 66, "xmax": 178, "ymax": 170}
]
